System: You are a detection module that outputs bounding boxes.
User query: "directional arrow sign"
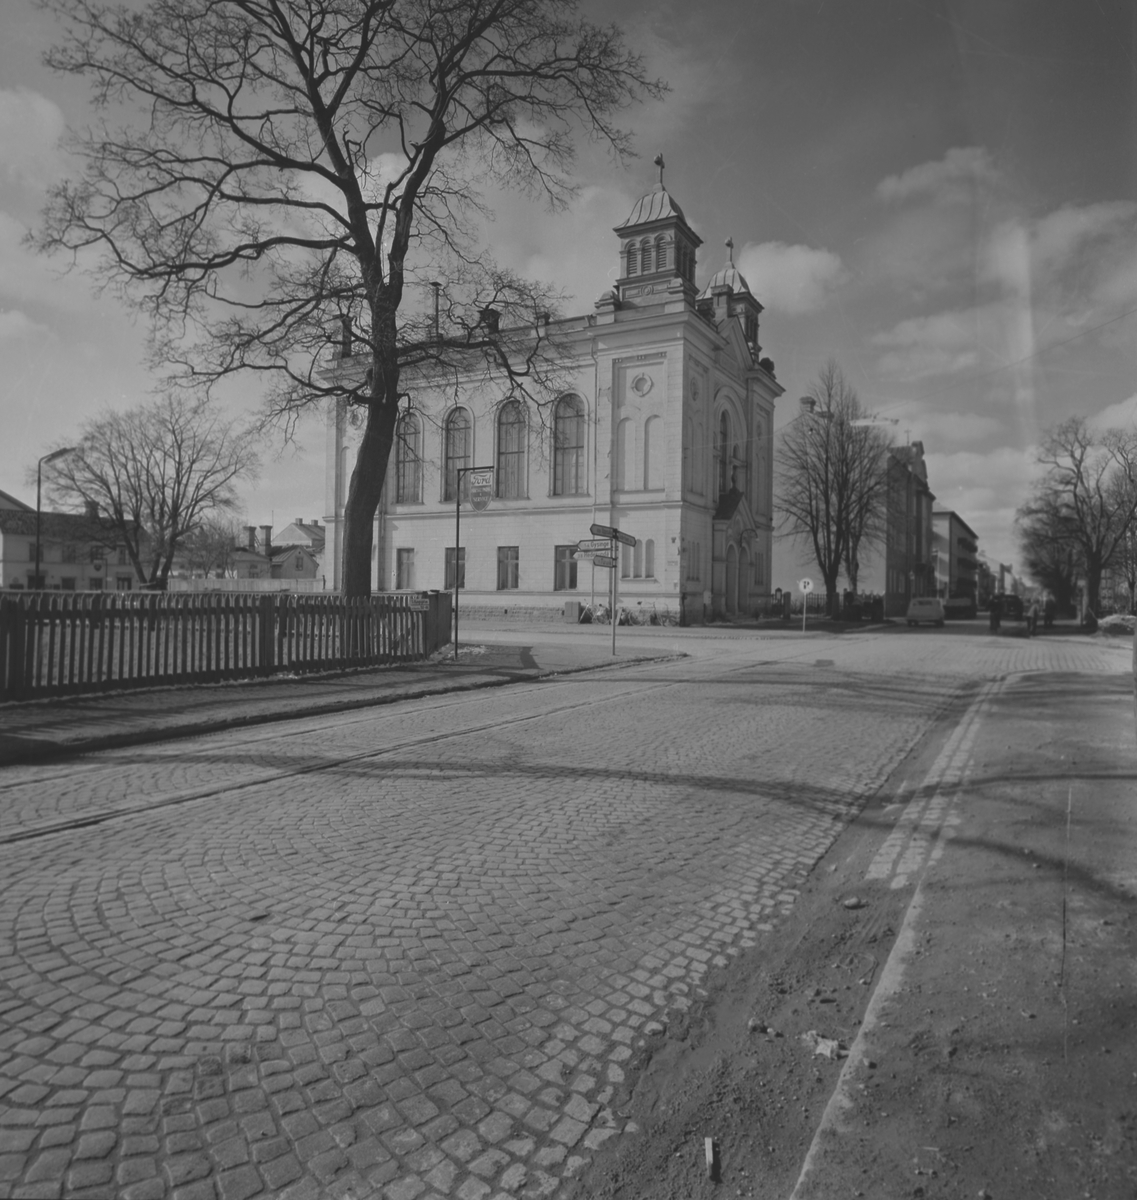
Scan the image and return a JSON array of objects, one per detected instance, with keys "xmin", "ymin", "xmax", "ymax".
[
  {"xmin": 589, "ymin": 522, "xmax": 636, "ymax": 548},
  {"xmin": 578, "ymin": 538, "xmax": 611, "ymax": 553},
  {"xmin": 593, "ymin": 554, "xmax": 617, "ymax": 569},
  {"xmin": 572, "ymin": 550, "xmax": 596, "ymax": 562}
]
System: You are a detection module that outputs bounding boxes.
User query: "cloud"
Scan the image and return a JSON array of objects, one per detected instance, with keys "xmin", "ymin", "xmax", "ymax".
[
  {"xmin": 1088, "ymin": 393, "xmax": 1137, "ymax": 432},
  {"xmin": 876, "ymin": 146, "xmax": 999, "ymax": 205},
  {"xmin": 0, "ymin": 87, "xmax": 66, "ymax": 196},
  {"xmin": 736, "ymin": 241, "xmax": 845, "ymax": 315},
  {"xmin": 872, "ymin": 306, "xmax": 992, "ymax": 380},
  {"xmin": 0, "ymin": 308, "xmax": 50, "ymax": 340}
]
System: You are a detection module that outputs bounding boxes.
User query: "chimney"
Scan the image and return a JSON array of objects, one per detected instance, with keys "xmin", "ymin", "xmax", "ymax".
[
  {"xmin": 799, "ymin": 396, "xmax": 817, "ymax": 416},
  {"xmin": 309, "ymin": 519, "xmax": 320, "ymax": 527},
  {"xmin": 84, "ymin": 500, "xmax": 100, "ymax": 519},
  {"xmin": 246, "ymin": 525, "xmax": 257, "ymax": 551},
  {"xmin": 260, "ymin": 525, "xmax": 273, "ymax": 555},
  {"xmin": 294, "ymin": 518, "xmax": 303, "ymax": 526}
]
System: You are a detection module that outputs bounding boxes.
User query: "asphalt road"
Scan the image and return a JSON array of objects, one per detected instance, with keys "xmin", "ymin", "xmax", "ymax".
[{"xmin": 0, "ymin": 623, "xmax": 1129, "ymax": 1200}]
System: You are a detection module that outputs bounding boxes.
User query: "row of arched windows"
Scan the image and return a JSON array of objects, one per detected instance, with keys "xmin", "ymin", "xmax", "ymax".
[
  {"xmin": 625, "ymin": 236, "xmax": 695, "ymax": 282},
  {"xmin": 614, "ymin": 416, "xmax": 662, "ymax": 491},
  {"xmin": 394, "ymin": 395, "xmax": 587, "ymax": 504}
]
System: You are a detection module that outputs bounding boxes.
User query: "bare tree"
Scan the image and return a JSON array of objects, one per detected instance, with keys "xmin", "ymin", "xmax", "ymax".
[
  {"xmin": 180, "ymin": 515, "xmax": 245, "ymax": 579},
  {"xmin": 34, "ymin": 0, "xmax": 664, "ymax": 596},
  {"xmin": 775, "ymin": 362, "xmax": 892, "ymax": 616},
  {"xmin": 42, "ymin": 396, "xmax": 260, "ymax": 589},
  {"xmin": 1016, "ymin": 417, "xmax": 1137, "ymax": 619},
  {"xmin": 1015, "ymin": 493, "xmax": 1080, "ymax": 614}
]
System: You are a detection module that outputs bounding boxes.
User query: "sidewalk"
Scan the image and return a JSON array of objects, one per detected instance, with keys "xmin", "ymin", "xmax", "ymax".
[
  {"xmin": 0, "ymin": 638, "xmax": 671, "ymax": 767},
  {"xmin": 792, "ymin": 665, "xmax": 1137, "ymax": 1199}
]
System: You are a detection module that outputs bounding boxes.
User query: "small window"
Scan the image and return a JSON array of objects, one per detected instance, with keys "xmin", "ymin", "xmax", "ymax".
[
  {"xmin": 116, "ymin": 576, "xmax": 133, "ymax": 591},
  {"xmin": 553, "ymin": 545, "xmax": 577, "ymax": 591},
  {"xmin": 644, "ymin": 539, "xmax": 655, "ymax": 579},
  {"xmin": 396, "ymin": 548, "xmax": 415, "ymax": 590},
  {"xmin": 497, "ymin": 546, "xmax": 519, "ymax": 591},
  {"xmin": 445, "ymin": 547, "xmax": 465, "ymax": 590},
  {"xmin": 88, "ymin": 577, "xmax": 104, "ymax": 591},
  {"xmin": 60, "ymin": 577, "xmax": 77, "ymax": 590}
]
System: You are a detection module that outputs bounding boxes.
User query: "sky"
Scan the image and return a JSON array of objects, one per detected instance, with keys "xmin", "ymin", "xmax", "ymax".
[{"xmin": 2, "ymin": 0, "xmax": 1135, "ymax": 573}]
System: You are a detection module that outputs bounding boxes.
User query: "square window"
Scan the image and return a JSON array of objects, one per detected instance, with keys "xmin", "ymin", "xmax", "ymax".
[
  {"xmin": 396, "ymin": 548, "xmax": 415, "ymax": 590},
  {"xmin": 497, "ymin": 546, "xmax": 519, "ymax": 590},
  {"xmin": 445, "ymin": 547, "xmax": 466, "ymax": 590},
  {"xmin": 553, "ymin": 545, "xmax": 577, "ymax": 591}
]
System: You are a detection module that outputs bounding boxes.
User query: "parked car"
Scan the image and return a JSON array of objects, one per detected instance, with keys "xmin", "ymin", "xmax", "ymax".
[
  {"xmin": 943, "ymin": 596, "xmax": 977, "ymax": 619},
  {"xmin": 906, "ymin": 597, "xmax": 946, "ymax": 626}
]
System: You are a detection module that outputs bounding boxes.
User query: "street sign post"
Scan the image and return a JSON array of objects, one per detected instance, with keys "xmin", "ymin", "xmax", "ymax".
[
  {"xmin": 593, "ymin": 554, "xmax": 617, "ymax": 569},
  {"xmin": 798, "ymin": 577, "xmax": 814, "ymax": 632},
  {"xmin": 577, "ymin": 538, "xmax": 611, "ymax": 553},
  {"xmin": 590, "ymin": 522, "xmax": 636, "ymax": 547},
  {"xmin": 407, "ymin": 596, "xmax": 430, "ymax": 611}
]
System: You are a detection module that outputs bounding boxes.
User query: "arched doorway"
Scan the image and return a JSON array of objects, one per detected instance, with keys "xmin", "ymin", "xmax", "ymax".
[{"xmin": 725, "ymin": 544, "xmax": 738, "ymax": 615}]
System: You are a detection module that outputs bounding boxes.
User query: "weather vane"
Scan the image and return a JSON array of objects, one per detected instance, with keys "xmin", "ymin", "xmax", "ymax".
[
  {"xmin": 653, "ymin": 153, "xmax": 665, "ymax": 188},
  {"xmin": 725, "ymin": 236, "xmax": 734, "ymax": 264}
]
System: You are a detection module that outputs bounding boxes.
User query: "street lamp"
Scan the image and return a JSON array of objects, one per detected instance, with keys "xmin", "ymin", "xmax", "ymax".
[{"xmin": 35, "ymin": 447, "xmax": 76, "ymax": 591}]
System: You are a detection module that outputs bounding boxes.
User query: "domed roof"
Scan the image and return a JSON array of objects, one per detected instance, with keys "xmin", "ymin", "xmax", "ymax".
[
  {"xmin": 615, "ymin": 187, "xmax": 687, "ymax": 230},
  {"xmin": 699, "ymin": 263, "xmax": 753, "ymax": 299}
]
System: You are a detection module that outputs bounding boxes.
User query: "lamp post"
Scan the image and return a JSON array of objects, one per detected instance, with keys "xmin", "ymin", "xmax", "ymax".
[{"xmin": 35, "ymin": 447, "xmax": 76, "ymax": 591}]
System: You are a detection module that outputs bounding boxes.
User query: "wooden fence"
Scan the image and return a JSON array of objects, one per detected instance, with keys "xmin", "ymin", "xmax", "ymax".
[{"xmin": 0, "ymin": 590, "xmax": 452, "ymax": 702}]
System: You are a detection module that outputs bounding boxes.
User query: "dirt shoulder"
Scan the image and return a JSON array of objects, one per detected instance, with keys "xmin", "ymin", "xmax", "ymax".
[{"xmin": 570, "ymin": 669, "xmax": 1137, "ymax": 1200}]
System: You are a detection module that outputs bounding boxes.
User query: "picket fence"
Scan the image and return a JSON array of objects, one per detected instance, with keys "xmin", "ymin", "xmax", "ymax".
[{"xmin": 0, "ymin": 590, "xmax": 452, "ymax": 702}]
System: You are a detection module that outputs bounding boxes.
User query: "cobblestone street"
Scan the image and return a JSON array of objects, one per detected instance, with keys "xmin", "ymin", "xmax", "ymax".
[{"xmin": 0, "ymin": 627, "xmax": 1129, "ymax": 1200}]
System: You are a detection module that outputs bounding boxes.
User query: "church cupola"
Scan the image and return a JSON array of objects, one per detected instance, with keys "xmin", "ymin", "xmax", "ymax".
[
  {"xmin": 610, "ymin": 155, "xmax": 702, "ymax": 309},
  {"xmin": 698, "ymin": 238, "xmax": 764, "ymax": 355}
]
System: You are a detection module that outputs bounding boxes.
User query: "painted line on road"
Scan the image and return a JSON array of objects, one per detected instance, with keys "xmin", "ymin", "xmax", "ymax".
[{"xmin": 788, "ymin": 675, "xmax": 1006, "ymax": 1200}]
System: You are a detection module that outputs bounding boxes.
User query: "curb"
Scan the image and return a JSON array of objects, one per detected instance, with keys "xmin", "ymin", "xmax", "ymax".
[{"xmin": 0, "ymin": 653, "xmax": 680, "ymax": 768}]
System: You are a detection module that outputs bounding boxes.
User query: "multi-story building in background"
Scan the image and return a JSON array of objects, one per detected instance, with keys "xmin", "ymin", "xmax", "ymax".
[{"xmin": 932, "ymin": 509, "xmax": 979, "ymax": 602}]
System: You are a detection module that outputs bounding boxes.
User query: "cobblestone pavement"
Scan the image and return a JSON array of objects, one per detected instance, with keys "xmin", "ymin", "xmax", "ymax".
[{"xmin": 0, "ymin": 629, "xmax": 1129, "ymax": 1200}]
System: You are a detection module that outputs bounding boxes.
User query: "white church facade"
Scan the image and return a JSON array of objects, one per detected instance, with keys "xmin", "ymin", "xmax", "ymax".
[{"xmin": 324, "ymin": 185, "xmax": 784, "ymax": 623}]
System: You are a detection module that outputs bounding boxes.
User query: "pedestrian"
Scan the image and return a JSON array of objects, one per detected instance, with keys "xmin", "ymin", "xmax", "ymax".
[
  {"xmin": 989, "ymin": 593, "xmax": 1002, "ymax": 632},
  {"xmin": 1044, "ymin": 594, "xmax": 1056, "ymax": 629},
  {"xmin": 1027, "ymin": 596, "xmax": 1040, "ymax": 635}
]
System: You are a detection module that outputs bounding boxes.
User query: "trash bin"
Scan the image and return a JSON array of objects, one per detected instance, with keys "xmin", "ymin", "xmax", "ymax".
[{"xmin": 563, "ymin": 600, "xmax": 582, "ymax": 624}]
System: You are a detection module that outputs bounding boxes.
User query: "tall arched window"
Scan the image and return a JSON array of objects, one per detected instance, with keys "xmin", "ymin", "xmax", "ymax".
[
  {"xmin": 444, "ymin": 408, "xmax": 471, "ymax": 501},
  {"xmin": 654, "ymin": 235, "xmax": 668, "ymax": 272},
  {"xmin": 394, "ymin": 412, "xmax": 422, "ymax": 504},
  {"xmin": 644, "ymin": 415, "xmax": 660, "ymax": 489},
  {"xmin": 716, "ymin": 411, "xmax": 731, "ymax": 496},
  {"xmin": 496, "ymin": 401, "xmax": 525, "ymax": 499},
  {"xmin": 640, "ymin": 238, "xmax": 652, "ymax": 273},
  {"xmin": 644, "ymin": 539, "xmax": 655, "ymax": 578},
  {"xmin": 553, "ymin": 396, "xmax": 585, "ymax": 496},
  {"xmin": 615, "ymin": 418, "xmax": 631, "ymax": 490}
]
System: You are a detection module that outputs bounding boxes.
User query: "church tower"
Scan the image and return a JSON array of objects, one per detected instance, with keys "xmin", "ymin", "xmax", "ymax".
[{"xmin": 610, "ymin": 171, "xmax": 702, "ymax": 310}]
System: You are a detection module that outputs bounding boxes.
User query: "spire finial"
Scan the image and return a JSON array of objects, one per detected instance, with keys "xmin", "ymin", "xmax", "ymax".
[
  {"xmin": 725, "ymin": 236, "xmax": 734, "ymax": 264},
  {"xmin": 653, "ymin": 153, "xmax": 665, "ymax": 188}
]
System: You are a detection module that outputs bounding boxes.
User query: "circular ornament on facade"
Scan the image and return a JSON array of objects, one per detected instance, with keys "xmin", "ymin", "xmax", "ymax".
[{"xmin": 631, "ymin": 373, "xmax": 653, "ymax": 396}]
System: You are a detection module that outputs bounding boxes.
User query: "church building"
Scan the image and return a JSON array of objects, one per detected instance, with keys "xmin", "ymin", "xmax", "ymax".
[{"xmin": 324, "ymin": 183, "xmax": 784, "ymax": 623}]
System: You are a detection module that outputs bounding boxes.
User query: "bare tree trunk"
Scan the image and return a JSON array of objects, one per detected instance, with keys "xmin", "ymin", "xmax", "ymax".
[{"xmin": 342, "ymin": 400, "xmax": 398, "ymax": 599}]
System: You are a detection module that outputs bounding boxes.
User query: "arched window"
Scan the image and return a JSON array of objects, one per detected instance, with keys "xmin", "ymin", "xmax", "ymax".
[
  {"xmin": 615, "ymin": 418, "xmax": 631, "ymax": 490},
  {"xmin": 626, "ymin": 243, "xmax": 638, "ymax": 276},
  {"xmin": 716, "ymin": 411, "xmax": 731, "ymax": 496},
  {"xmin": 633, "ymin": 539, "xmax": 643, "ymax": 578},
  {"xmin": 644, "ymin": 539, "xmax": 655, "ymax": 578},
  {"xmin": 496, "ymin": 401, "xmax": 525, "ymax": 499},
  {"xmin": 394, "ymin": 412, "xmax": 422, "ymax": 504},
  {"xmin": 444, "ymin": 408, "xmax": 471, "ymax": 501},
  {"xmin": 655, "ymin": 235, "xmax": 668, "ymax": 272},
  {"xmin": 553, "ymin": 395, "xmax": 585, "ymax": 496},
  {"xmin": 640, "ymin": 238, "xmax": 652, "ymax": 274},
  {"xmin": 644, "ymin": 415, "xmax": 660, "ymax": 489}
]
